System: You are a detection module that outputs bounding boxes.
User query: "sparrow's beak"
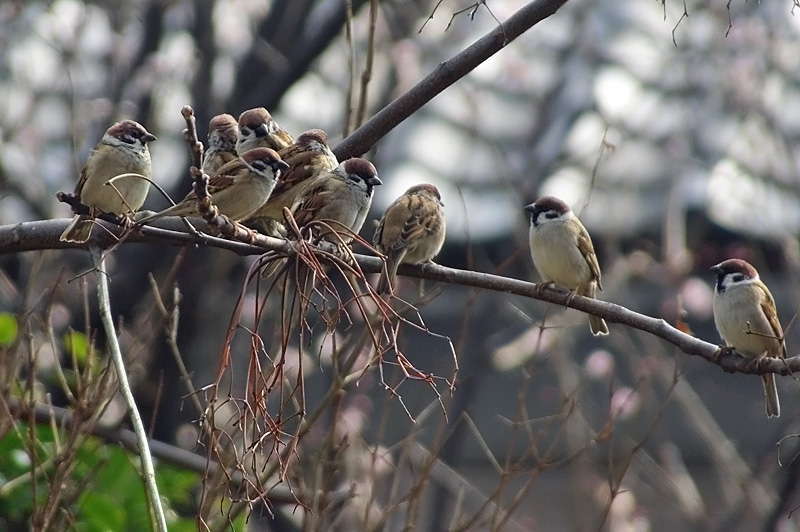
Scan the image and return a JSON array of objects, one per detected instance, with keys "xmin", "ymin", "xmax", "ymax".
[
  {"xmin": 709, "ymin": 264, "xmax": 722, "ymax": 274},
  {"xmin": 143, "ymin": 133, "xmax": 157, "ymax": 143},
  {"xmin": 366, "ymin": 176, "xmax": 383, "ymax": 187},
  {"xmin": 523, "ymin": 204, "xmax": 537, "ymax": 214},
  {"xmin": 254, "ymin": 124, "xmax": 269, "ymax": 137},
  {"xmin": 272, "ymin": 160, "xmax": 290, "ymax": 173}
]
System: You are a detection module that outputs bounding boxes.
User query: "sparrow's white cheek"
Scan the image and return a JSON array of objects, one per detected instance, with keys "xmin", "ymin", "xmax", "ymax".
[{"xmin": 720, "ymin": 274, "xmax": 755, "ymax": 291}]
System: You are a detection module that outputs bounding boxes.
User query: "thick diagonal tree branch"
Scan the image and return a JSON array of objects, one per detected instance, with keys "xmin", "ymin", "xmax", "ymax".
[
  {"xmin": 1, "ymin": 218, "xmax": 798, "ymax": 377},
  {"xmin": 333, "ymin": 0, "xmax": 571, "ymax": 160}
]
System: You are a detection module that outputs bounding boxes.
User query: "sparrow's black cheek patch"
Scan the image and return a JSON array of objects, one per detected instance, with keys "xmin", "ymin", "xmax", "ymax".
[{"xmin": 715, "ymin": 276, "xmax": 726, "ymax": 293}]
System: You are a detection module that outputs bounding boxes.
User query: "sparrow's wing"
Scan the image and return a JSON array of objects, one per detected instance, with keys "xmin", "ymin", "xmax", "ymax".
[
  {"xmin": 74, "ymin": 143, "xmax": 103, "ymax": 195},
  {"xmin": 74, "ymin": 164, "xmax": 89, "ymax": 195},
  {"xmin": 375, "ymin": 195, "xmax": 415, "ymax": 252},
  {"xmin": 757, "ymin": 281, "xmax": 786, "ymax": 358},
  {"xmin": 575, "ymin": 219, "xmax": 603, "ymax": 291},
  {"xmin": 292, "ymin": 182, "xmax": 332, "ymax": 227},
  {"xmin": 177, "ymin": 161, "xmax": 241, "ymax": 203},
  {"xmin": 273, "ymin": 148, "xmax": 336, "ymax": 197},
  {"xmin": 207, "ymin": 172, "xmax": 237, "ymax": 194},
  {"xmin": 392, "ymin": 195, "xmax": 440, "ymax": 253},
  {"xmin": 202, "ymin": 150, "xmax": 237, "ymax": 173},
  {"xmin": 271, "ymin": 128, "xmax": 295, "ymax": 151},
  {"xmin": 373, "ymin": 212, "xmax": 387, "ymax": 249}
]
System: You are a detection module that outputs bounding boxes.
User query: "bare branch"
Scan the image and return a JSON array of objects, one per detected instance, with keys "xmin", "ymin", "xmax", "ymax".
[
  {"xmin": 91, "ymin": 247, "xmax": 167, "ymax": 532},
  {"xmin": 333, "ymin": 0, "xmax": 570, "ymax": 160},
  {"xmin": 2, "ymin": 218, "xmax": 800, "ymax": 378}
]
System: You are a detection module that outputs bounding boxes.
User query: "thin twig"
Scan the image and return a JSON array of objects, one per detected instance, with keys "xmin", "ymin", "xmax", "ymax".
[{"xmin": 354, "ymin": 0, "xmax": 378, "ymax": 128}]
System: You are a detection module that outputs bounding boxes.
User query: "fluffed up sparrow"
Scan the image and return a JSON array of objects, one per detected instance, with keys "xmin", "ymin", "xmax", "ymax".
[
  {"xmin": 711, "ymin": 258, "xmax": 785, "ymax": 418},
  {"xmin": 60, "ymin": 120, "xmax": 157, "ymax": 243},
  {"xmin": 138, "ymin": 148, "xmax": 288, "ymax": 224},
  {"xmin": 291, "ymin": 158, "xmax": 381, "ymax": 242},
  {"xmin": 373, "ymin": 184, "xmax": 446, "ymax": 292},
  {"xmin": 236, "ymin": 107, "xmax": 294, "ymax": 154},
  {"xmin": 202, "ymin": 114, "xmax": 239, "ymax": 176},
  {"xmin": 525, "ymin": 196, "xmax": 609, "ymax": 336},
  {"xmin": 244, "ymin": 129, "xmax": 339, "ymax": 236}
]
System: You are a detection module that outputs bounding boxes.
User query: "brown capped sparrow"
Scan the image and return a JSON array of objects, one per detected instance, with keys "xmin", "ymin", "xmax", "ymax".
[
  {"xmin": 244, "ymin": 129, "xmax": 338, "ymax": 235},
  {"xmin": 525, "ymin": 196, "xmax": 609, "ymax": 336},
  {"xmin": 60, "ymin": 120, "xmax": 157, "ymax": 243},
  {"xmin": 138, "ymin": 148, "xmax": 288, "ymax": 224},
  {"xmin": 236, "ymin": 107, "xmax": 294, "ymax": 154},
  {"xmin": 373, "ymin": 184, "xmax": 446, "ymax": 292},
  {"xmin": 202, "ymin": 114, "xmax": 239, "ymax": 176},
  {"xmin": 711, "ymin": 259, "xmax": 784, "ymax": 418},
  {"xmin": 291, "ymin": 158, "xmax": 381, "ymax": 242}
]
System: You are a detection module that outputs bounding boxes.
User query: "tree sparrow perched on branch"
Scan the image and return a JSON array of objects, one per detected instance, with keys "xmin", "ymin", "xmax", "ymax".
[
  {"xmin": 373, "ymin": 184, "xmax": 446, "ymax": 292},
  {"xmin": 236, "ymin": 107, "xmax": 294, "ymax": 153},
  {"xmin": 244, "ymin": 129, "xmax": 338, "ymax": 235},
  {"xmin": 525, "ymin": 196, "xmax": 609, "ymax": 336},
  {"xmin": 60, "ymin": 120, "xmax": 157, "ymax": 243},
  {"xmin": 711, "ymin": 259, "xmax": 785, "ymax": 418},
  {"xmin": 138, "ymin": 148, "xmax": 288, "ymax": 224},
  {"xmin": 291, "ymin": 158, "xmax": 382, "ymax": 242},
  {"xmin": 202, "ymin": 114, "xmax": 239, "ymax": 176}
]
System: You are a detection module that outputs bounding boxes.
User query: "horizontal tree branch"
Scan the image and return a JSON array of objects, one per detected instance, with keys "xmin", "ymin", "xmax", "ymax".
[
  {"xmin": 333, "ymin": 0, "xmax": 570, "ymax": 160},
  {"xmin": 1, "ymin": 218, "xmax": 798, "ymax": 376}
]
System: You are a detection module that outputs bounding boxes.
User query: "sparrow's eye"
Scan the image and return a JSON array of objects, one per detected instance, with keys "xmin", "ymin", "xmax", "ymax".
[
  {"xmin": 251, "ymin": 160, "xmax": 267, "ymax": 171},
  {"xmin": 545, "ymin": 212, "xmax": 558, "ymax": 219},
  {"xmin": 732, "ymin": 273, "xmax": 745, "ymax": 282},
  {"xmin": 241, "ymin": 127, "xmax": 250, "ymax": 135},
  {"xmin": 348, "ymin": 174, "xmax": 360, "ymax": 182}
]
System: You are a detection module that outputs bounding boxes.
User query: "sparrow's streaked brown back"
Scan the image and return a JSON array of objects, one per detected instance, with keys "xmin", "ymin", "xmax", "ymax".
[{"xmin": 373, "ymin": 183, "xmax": 446, "ymax": 292}]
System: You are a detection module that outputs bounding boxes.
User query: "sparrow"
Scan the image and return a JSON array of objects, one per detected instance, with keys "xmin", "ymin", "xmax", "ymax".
[
  {"xmin": 525, "ymin": 196, "xmax": 609, "ymax": 336},
  {"xmin": 259, "ymin": 159, "xmax": 381, "ymax": 279},
  {"xmin": 60, "ymin": 120, "xmax": 157, "ymax": 243},
  {"xmin": 138, "ymin": 148, "xmax": 289, "ymax": 224},
  {"xmin": 236, "ymin": 107, "xmax": 294, "ymax": 154},
  {"xmin": 244, "ymin": 129, "xmax": 339, "ymax": 236},
  {"xmin": 373, "ymin": 184, "xmax": 446, "ymax": 292},
  {"xmin": 291, "ymin": 158, "xmax": 382, "ymax": 242},
  {"xmin": 202, "ymin": 114, "xmax": 239, "ymax": 176},
  {"xmin": 711, "ymin": 259, "xmax": 785, "ymax": 418}
]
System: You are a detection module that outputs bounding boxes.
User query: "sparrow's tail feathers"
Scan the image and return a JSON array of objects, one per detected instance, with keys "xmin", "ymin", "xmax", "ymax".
[
  {"xmin": 589, "ymin": 315, "xmax": 609, "ymax": 336},
  {"xmin": 377, "ymin": 251, "xmax": 404, "ymax": 294},
  {"xmin": 580, "ymin": 282, "xmax": 609, "ymax": 336},
  {"xmin": 762, "ymin": 373, "xmax": 780, "ymax": 418},
  {"xmin": 59, "ymin": 215, "xmax": 94, "ymax": 243}
]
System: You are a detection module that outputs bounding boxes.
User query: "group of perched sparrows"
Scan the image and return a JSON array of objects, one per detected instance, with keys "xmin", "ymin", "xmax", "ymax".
[
  {"xmin": 58, "ymin": 109, "xmax": 445, "ymax": 292},
  {"xmin": 58, "ymin": 111, "xmax": 786, "ymax": 419}
]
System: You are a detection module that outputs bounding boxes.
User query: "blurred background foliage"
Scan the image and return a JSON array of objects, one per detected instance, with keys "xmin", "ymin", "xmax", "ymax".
[{"xmin": 3, "ymin": 0, "xmax": 800, "ymax": 530}]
